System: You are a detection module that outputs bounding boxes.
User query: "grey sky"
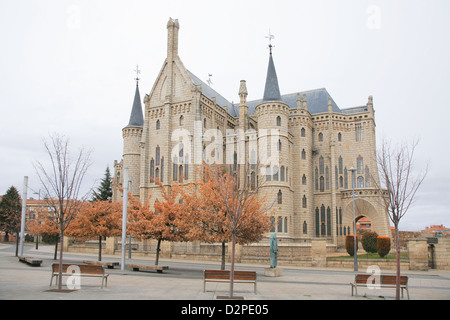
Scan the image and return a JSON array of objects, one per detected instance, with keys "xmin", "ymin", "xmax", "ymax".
[{"xmin": 0, "ymin": 0, "xmax": 449, "ymax": 231}]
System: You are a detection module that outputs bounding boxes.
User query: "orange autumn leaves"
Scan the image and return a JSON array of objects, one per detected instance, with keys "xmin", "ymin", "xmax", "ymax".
[
  {"xmin": 181, "ymin": 164, "xmax": 272, "ymax": 245},
  {"xmin": 28, "ymin": 164, "xmax": 272, "ymax": 247}
]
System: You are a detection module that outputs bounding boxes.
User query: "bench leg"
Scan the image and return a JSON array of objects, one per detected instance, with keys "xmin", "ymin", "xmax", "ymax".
[
  {"xmin": 402, "ymin": 287, "xmax": 410, "ymax": 300},
  {"xmin": 351, "ymin": 284, "xmax": 358, "ymax": 297}
]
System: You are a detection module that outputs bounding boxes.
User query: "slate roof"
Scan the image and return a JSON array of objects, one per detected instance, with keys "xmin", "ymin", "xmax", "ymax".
[
  {"xmin": 126, "ymin": 84, "xmax": 144, "ymax": 128},
  {"xmin": 247, "ymin": 88, "xmax": 341, "ymax": 116},
  {"xmin": 262, "ymin": 53, "xmax": 282, "ymax": 102},
  {"xmin": 186, "ymin": 52, "xmax": 342, "ymax": 120},
  {"xmin": 187, "ymin": 70, "xmax": 236, "ymax": 116}
]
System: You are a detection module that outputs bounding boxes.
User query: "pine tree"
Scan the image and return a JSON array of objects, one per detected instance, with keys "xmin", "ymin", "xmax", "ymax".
[
  {"xmin": 92, "ymin": 166, "xmax": 113, "ymax": 202},
  {"xmin": 0, "ymin": 186, "xmax": 22, "ymax": 243}
]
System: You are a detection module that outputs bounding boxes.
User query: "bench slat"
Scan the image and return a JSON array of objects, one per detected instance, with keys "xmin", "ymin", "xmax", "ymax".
[
  {"xmin": 350, "ymin": 273, "xmax": 409, "ymax": 299},
  {"xmin": 203, "ymin": 269, "xmax": 257, "ymax": 294},
  {"xmin": 50, "ymin": 263, "xmax": 108, "ymax": 288}
]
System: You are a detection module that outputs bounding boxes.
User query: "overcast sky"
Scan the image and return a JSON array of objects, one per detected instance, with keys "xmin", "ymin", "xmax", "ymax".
[{"xmin": 1, "ymin": 0, "xmax": 449, "ymax": 231}]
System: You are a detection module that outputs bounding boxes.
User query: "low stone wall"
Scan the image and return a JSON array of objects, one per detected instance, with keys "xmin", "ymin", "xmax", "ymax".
[
  {"xmin": 434, "ymin": 238, "xmax": 450, "ymax": 270},
  {"xmin": 65, "ymin": 236, "xmax": 450, "ymax": 270},
  {"xmin": 327, "ymin": 258, "xmax": 410, "ymax": 271}
]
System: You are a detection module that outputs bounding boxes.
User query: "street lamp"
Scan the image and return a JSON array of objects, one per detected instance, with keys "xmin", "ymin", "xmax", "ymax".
[
  {"xmin": 33, "ymin": 190, "xmax": 41, "ymax": 250},
  {"xmin": 121, "ymin": 167, "xmax": 130, "ymax": 271},
  {"xmin": 349, "ymin": 166, "xmax": 358, "ymax": 272}
]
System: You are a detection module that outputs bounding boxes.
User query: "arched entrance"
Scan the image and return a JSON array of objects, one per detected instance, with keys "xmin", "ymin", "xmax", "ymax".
[{"xmin": 343, "ymin": 198, "xmax": 390, "ymax": 238}]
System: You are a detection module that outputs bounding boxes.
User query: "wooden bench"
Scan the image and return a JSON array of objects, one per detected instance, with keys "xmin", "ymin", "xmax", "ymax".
[
  {"xmin": 127, "ymin": 263, "xmax": 169, "ymax": 273},
  {"xmin": 50, "ymin": 263, "xmax": 109, "ymax": 288},
  {"xmin": 83, "ymin": 260, "xmax": 120, "ymax": 269},
  {"xmin": 18, "ymin": 256, "xmax": 42, "ymax": 267},
  {"xmin": 203, "ymin": 269, "xmax": 257, "ymax": 294},
  {"xmin": 350, "ymin": 273, "xmax": 409, "ymax": 299}
]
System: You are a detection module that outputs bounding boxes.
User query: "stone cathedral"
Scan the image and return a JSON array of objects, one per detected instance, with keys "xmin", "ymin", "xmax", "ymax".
[{"xmin": 112, "ymin": 18, "xmax": 390, "ymax": 248}]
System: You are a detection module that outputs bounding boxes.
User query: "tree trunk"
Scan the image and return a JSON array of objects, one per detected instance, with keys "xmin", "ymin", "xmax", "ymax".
[
  {"xmin": 395, "ymin": 225, "xmax": 400, "ymax": 300},
  {"xmin": 221, "ymin": 242, "xmax": 226, "ymax": 270},
  {"xmin": 98, "ymin": 236, "xmax": 102, "ymax": 261},
  {"xmin": 155, "ymin": 238, "xmax": 162, "ymax": 266},
  {"xmin": 58, "ymin": 229, "xmax": 65, "ymax": 291},
  {"xmin": 229, "ymin": 233, "xmax": 236, "ymax": 298},
  {"xmin": 14, "ymin": 232, "xmax": 19, "ymax": 256}
]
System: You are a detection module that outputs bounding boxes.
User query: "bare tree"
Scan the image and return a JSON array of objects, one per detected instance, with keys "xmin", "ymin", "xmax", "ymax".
[
  {"xmin": 34, "ymin": 133, "xmax": 92, "ymax": 290},
  {"xmin": 373, "ymin": 138, "xmax": 428, "ymax": 300}
]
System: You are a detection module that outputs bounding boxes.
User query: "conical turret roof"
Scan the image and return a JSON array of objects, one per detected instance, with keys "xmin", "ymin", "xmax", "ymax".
[
  {"xmin": 262, "ymin": 52, "xmax": 282, "ymax": 102},
  {"xmin": 126, "ymin": 84, "xmax": 144, "ymax": 128}
]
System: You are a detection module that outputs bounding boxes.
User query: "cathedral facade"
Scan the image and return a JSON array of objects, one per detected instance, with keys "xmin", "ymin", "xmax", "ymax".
[{"xmin": 112, "ymin": 18, "xmax": 390, "ymax": 247}]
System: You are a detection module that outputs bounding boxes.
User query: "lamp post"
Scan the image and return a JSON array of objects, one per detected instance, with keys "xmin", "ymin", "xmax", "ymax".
[
  {"xmin": 121, "ymin": 167, "xmax": 129, "ymax": 271},
  {"xmin": 349, "ymin": 167, "xmax": 358, "ymax": 272},
  {"xmin": 33, "ymin": 190, "xmax": 41, "ymax": 250},
  {"xmin": 19, "ymin": 176, "xmax": 28, "ymax": 257}
]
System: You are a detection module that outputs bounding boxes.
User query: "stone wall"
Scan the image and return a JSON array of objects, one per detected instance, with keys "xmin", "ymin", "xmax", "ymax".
[{"xmin": 66, "ymin": 236, "xmax": 450, "ymax": 270}]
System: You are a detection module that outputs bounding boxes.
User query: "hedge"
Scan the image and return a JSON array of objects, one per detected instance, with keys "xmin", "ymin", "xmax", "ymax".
[
  {"xmin": 377, "ymin": 236, "xmax": 391, "ymax": 258},
  {"xmin": 345, "ymin": 235, "xmax": 358, "ymax": 256},
  {"xmin": 361, "ymin": 231, "xmax": 379, "ymax": 254}
]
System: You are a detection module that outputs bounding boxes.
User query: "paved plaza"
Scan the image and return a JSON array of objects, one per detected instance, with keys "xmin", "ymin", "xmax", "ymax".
[{"xmin": 1, "ymin": 243, "xmax": 449, "ymax": 302}]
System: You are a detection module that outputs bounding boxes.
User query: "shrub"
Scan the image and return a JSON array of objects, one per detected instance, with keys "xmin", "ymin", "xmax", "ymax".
[
  {"xmin": 377, "ymin": 236, "xmax": 391, "ymax": 258},
  {"xmin": 345, "ymin": 235, "xmax": 358, "ymax": 256},
  {"xmin": 361, "ymin": 231, "xmax": 379, "ymax": 254}
]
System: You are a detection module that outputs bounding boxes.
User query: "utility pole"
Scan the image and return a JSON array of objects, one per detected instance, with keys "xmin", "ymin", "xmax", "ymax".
[
  {"xmin": 121, "ymin": 168, "xmax": 129, "ymax": 271},
  {"xmin": 349, "ymin": 167, "xmax": 358, "ymax": 272},
  {"xmin": 18, "ymin": 176, "xmax": 28, "ymax": 257}
]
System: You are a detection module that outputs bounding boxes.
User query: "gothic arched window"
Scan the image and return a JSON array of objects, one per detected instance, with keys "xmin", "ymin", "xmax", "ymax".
[
  {"xmin": 273, "ymin": 165, "xmax": 279, "ymax": 181},
  {"xmin": 357, "ymin": 156, "xmax": 364, "ymax": 174},
  {"xmin": 315, "ymin": 208, "xmax": 320, "ymax": 236},
  {"xmin": 365, "ymin": 166, "xmax": 370, "ymax": 187},
  {"xmin": 277, "ymin": 190, "xmax": 282, "ymax": 204},
  {"xmin": 319, "ymin": 156, "xmax": 324, "ymax": 174},
  {"xmin": 266, "ymin": 166, "xmax": 271, "ymax": 181},
  {"xmin": 270, "ymin": 217, "xmax": 275, "ymax": 232},
  {"xmin": 276, "ymin": 116, "xmax": 281, "ymax": 126},
  {"xmin": 156, "ymin": 146, "xmax": 160, "ymax": 165},
  {"xmin": 357, "ymin": 176, "xmax": 364, "ymax": 188},
  {"xmin": 150, "ymin": 158, "xmax": 155, "ymax": 182}
]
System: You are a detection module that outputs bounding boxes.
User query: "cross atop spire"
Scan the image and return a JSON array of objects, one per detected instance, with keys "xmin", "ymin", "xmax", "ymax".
[
  {"xmin": 134, "ymin": 65, "xmax": 141, "ymax": 85},
  {"xmin": 265, "ymin": 30, "xmax": 275, "ymax": 54}
]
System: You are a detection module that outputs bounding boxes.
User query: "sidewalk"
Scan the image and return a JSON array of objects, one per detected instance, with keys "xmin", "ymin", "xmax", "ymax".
[{"xmin": 1, "ymin": 244, "xmax": 449, "ymax": 301}]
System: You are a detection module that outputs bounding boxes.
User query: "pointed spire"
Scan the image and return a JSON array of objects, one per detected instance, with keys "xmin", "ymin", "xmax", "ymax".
[
  {"xmin": 239, "ymin": 80, "xmax": 248, "ymax": 105},
  {"xmin": 126, "ymin": 83, "xmax": 144, "ymax": 128},
  {"xmin": 262, "ymin": 51, "xmax": 282, "ymax": 102}
]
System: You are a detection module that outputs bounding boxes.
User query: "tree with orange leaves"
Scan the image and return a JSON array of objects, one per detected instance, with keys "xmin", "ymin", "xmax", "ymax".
[
  {"xmin": 66, "ymin": 200, "xmax": 122, "ymax": 261},
  {"xmin": 181, "ymin": 163, "xmax": 272, "ymax": 297},
  {"xmin": 127, "ymin": 178, "xmax": 189, "ymax": 266},
  {"xmin": 26, "ymin": 206, "xmax": 60, "ymax": 259}
]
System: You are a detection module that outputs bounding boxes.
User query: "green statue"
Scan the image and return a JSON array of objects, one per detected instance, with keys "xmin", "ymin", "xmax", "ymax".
[{"xmin": 270, "ymin": 233, "xmax": 278, "ymax": 268}]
